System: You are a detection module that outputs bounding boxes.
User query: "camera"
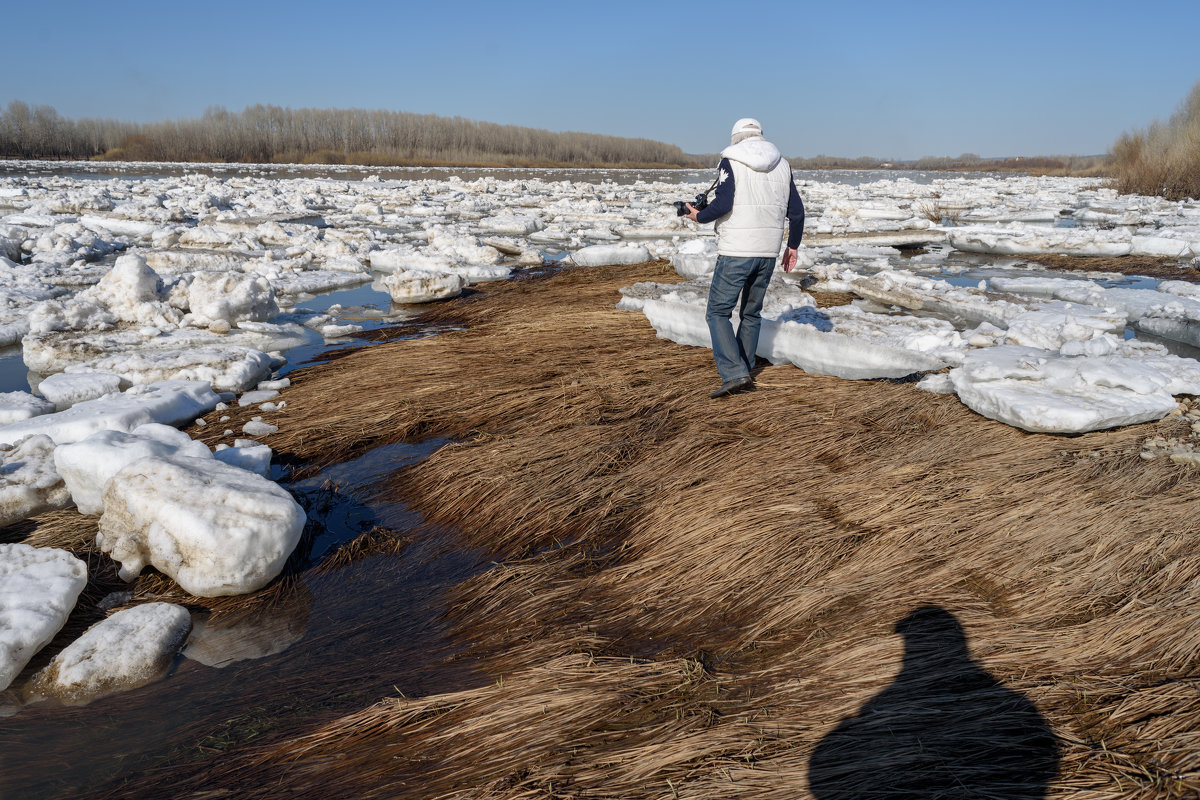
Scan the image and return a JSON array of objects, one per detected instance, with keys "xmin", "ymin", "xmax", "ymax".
[{"xmin": 673, "ymin": 192, "xmax": 710, "ymax": 216}]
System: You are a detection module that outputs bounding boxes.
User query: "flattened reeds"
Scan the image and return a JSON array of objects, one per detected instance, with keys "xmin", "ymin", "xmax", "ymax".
[{"xmin": 91, "ymin": 260, "xmax": 1200, "ymax": 798}]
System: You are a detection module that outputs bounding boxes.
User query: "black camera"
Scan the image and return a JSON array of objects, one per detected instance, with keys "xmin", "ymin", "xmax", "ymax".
[{"xmin": 673, "ymin": 192, "xmax": 710, "ymax": 216}]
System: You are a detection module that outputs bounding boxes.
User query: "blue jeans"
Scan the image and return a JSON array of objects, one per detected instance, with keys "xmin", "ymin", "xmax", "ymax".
[{"xmin": 705, "ymin": 255, "xmax": 776, "ymax": 382}]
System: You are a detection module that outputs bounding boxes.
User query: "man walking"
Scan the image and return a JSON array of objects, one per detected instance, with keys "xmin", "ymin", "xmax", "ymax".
[{"xmin": 685, "ymin": 118, "xmax": 805, "ymax": 398}]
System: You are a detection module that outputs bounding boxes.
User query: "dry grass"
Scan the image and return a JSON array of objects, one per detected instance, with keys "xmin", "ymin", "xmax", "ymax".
[
  {"xmin": 1111, "ymin": 81, "xmax": 1200, "ymax": 201},
  {"xmin": 1021, "ymin": 253, "xmax": 1200, "ymax": 282},
  {"xmin": 914, "ymin": 199, "xmax": 963, "ymax": 225},
  {"xmin": 73, "ymin": 260, "xmax": 1200, "ymax": 798}
]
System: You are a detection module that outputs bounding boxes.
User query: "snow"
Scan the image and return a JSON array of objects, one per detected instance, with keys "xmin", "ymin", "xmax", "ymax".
[
  {"xmin": 570, "ymin": 243, "xmax": 653, "ymax": 266},
  {"xmin": 629, "ymin": 276, "xmax": 961, "ymax": 380},
  {"xmin": 949, "ymin": 344, "xmax": 1200, "ymax": 433},
  {"xmin": 0, "ymin": 380, "xmax": 220, "ymax": 448},
  {"xmin": 64, "ymin": 345, "xmax": 274, "ymax": 393},
  {"xmin": 182, "ymin": 272, "xmax": 278, "ymax": 328},
  {"xmin": 380, "ymin": 269, "xmax": 466, "ymax": 303},
  {"xmin": 0, "ymin": 434, "xmax": 71, "ymax": 525},
  {"xmin": 0, "ymin": 544, "xmax": 87, "ymax": 690},
  {"xmin": 54, "ymin": 424, "xmax": 212, "ymax": 515},
  {"xmin": 238, "ymin": 389, "xmax": 279, "ymax": 407},
  {"xmin": 0, "ymin": 391, "xmax": 56, "ymax": 425},
  {"xmin": 97, "ymin": 454, "xmax": 306, "ymax": 596},
  {"xmin": 213, "ymin": 441, "xmax": 272, "ymax": 477},
  {"xmin": 242, "ymin": 418, "xmax": 279, "ymax": 437},
  {"xmin": 25, "ymin": 603, "xmax": 192, "ymax": 705},
  {"xmin": 36, "ymin": 372, "xmax": 123, "ymax": 410},
  {"xmin": 5, "ymin": 165, "xmax": 1200, "ymax": 439}
]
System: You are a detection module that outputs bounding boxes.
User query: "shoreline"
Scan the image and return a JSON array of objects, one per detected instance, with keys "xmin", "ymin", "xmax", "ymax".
[{"xmin": 24, "ymin": 259, "xmax": 1193, "ymax": 798}]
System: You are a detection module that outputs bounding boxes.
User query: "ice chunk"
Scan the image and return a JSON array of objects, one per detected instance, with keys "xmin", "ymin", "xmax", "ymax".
[
  {"xmin": 670, "ymin": 238, "xmax": 718, "ymax": 279},
  {"xmin": 427, "ymin": 228, "xmax": 502, "ymax": 264},
  {"xmin": 86, "ymin": 253, "xmax": 183, "ymax": 328},
  {"xmin": 0, "ymin": 392, "xmax": 56, "ymax": 425},
  {"xmin": 948, "ymin": 345, "xmax": 1191, "ymax": 433},
  {"xmin": 917, "ymin": 373, "xmax": 956, "ymax": 394},
  {"xmin": 242, "ymin": 419, "xmax": 279, "ymax": 437},
  {"xmin": 1003, "ymin": 303, "xmax": 1126, "ymax": 350},
  {"xmin": 184, "ymin": 272, "xmax": 278, "ymax": 328},
  {"xmin": 369, "ymin": 247, "xmax": 455, "ymax": 274},
  {"xmin": 320, "ymin": 323, "xmax": 363, "ymax": 338},
  {"xmin": 97, "ymin": 454, "xmax": 306, "ymax": 596},
  {"xmin": 570, "ymin": 243, "xmax": 652, "ymax": 266},
  {"xmin": 213, "ymin": 441, "xmax": 272, "ymax": 477},
  {"xmin": 25, "ymin": 603, "xmax": 192, "ymax": 705},
  {"xmin": 0, "ymin": 544, "xmax": 87, "ymax": 690},
  {"xmin": 380, "ymin": 269, "xmax": 465, "ymax": 303},
  {"xmin": 36, "ymin": 372, "xmax": 123, "ymax": 411},
  {"xmin": 54, "ymin": 426, "xmax": 212, "ymax": 515},
  {"xmin": 0, "ymin": 380, "xmax": 220, "ymax": 447},
  {"xmin": 238, "ymin": 389, "xmax": 279, "ymax": 407},
  {"xmin": 947, "ymin": 226, "xmax": 1133, "ymax": 257},
  {"xmin": 0, "ymin": 435, "xmax": 71, "ymax": 526},
  {"xmin": 479, "ymin": 215, "xmax": 544, "ymax": 235},
  {"xmin": 64, "ymin": 345, "xmax": 273, "ymax": 393}
]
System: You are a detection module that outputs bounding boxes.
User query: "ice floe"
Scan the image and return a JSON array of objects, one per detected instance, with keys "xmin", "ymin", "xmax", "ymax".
[
  {"xmin": 54, "ymin": 423, "xmax": 212, "ymax": 515},
  {"xmin": 97, "ymin": 454, "xmax": 306, "ymax": 596},
  {"xmin": 25, "ymin": 602, "xmax": 192, "ymax": 705},
  {"xmin": 0, "ymin": 380, "xmax": 219, "ymax": 447},
  {"xmin": 0, "ymin": 434, "xmax": 71, "ymax": 525},
  {"xmin": 0, "ymin": 543, "xmax": 87, "ymax": 690}
]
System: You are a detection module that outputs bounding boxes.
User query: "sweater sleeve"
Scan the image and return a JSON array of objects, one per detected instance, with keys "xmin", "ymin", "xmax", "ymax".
[
  {"xmin": 785, "ymin": 179, "xmax": 805, "ymax": 249},
  {"xmin": 694, "ymin": 159, "xmax": 734, "ymax": 224}
]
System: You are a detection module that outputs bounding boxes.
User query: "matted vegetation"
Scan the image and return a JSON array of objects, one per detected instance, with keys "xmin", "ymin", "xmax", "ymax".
[
  {"xmin": 1112, "ymin": 81, "xmax": 1200, "ymax": 201},
  {"xmin": 58, "ymin": 260, "xmax": 1199, "ymax": 799}
]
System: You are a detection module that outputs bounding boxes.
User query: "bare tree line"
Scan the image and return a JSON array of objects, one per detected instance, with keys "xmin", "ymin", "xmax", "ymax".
[{"xmin": 0, "ymin": 101, "xmax": 699, "ymax": 168}]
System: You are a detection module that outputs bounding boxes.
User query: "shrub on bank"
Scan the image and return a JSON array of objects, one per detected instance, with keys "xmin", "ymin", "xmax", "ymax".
[{"xmin": 1111, "ymin": 81, "xmax": 1200, "ymax": 201}]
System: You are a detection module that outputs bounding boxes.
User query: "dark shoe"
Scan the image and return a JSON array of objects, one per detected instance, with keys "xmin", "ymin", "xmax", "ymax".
[{"xmin": 710, "ymin": 375, "xmax": 753, "ymax": 398}]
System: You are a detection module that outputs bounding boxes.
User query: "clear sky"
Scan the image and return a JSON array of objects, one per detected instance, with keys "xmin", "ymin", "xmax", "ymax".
[{"xmin": 4, "ymin": 0, "xmax": 1198, "ymax": 160}]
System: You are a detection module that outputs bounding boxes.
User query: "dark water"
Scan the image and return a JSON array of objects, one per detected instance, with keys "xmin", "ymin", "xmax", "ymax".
[{"xmin": 0, "ymin": 439, "xmax": 489, "ymax": 800}]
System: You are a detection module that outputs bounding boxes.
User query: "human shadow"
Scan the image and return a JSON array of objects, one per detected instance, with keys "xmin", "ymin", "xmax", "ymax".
[{"xmin": 809, "ymin": 606, "xmax": 1059, "ymax": 799}]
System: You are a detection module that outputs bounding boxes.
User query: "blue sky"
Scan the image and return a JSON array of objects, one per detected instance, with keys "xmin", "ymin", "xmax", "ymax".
[{"xmin": 4, "ymin": 0, "xmax": 1198, "ymax": 159}]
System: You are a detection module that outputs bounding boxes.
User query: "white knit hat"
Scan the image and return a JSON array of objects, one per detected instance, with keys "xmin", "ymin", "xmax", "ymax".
[{"xmin": 730, "ymin": 118, "xmax": 763, "ymax": 144}]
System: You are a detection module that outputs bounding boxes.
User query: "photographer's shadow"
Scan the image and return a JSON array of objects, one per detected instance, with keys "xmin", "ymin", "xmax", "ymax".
[{"xmin": 809, "ymin": 606, "xmax": 1059, "ymax": 799}]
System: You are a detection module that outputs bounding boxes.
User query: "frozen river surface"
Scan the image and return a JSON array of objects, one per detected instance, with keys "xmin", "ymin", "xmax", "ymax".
[{"xmin": 2, "ymin": 160, "xmax": 1200, "ymax": 797}]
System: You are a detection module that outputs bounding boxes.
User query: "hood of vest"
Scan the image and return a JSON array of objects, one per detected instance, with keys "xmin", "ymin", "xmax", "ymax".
[{"xmin": 721, "ymin": 137, "xmax": 782, "ymax": 173}]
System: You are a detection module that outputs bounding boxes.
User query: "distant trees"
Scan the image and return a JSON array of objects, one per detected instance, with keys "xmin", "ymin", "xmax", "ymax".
[
  {"xmin": 0, "ymin": 102, "xmax": 699, "ymax": 168},
  {"xmin": 0, "ymin": 101, "xmax": 138, "ymax": 160},
  {"xmin": 1111, "ymin": 80, "xmax": 1200, "ymax": 201}
]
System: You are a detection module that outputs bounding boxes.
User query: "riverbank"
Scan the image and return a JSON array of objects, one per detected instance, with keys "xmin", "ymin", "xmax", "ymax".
[{"xmin": 77, "ymin": 259, "xmax": 1200, "ymax": 798}]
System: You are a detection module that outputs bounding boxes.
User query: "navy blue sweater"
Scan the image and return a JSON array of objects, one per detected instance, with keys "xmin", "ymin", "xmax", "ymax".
[{"xmin": 695, "ymin": 157, "xmax": 805, "ymax": 249}]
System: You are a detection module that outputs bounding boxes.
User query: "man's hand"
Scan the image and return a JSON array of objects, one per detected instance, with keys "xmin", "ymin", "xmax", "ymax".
[
  {"xmin": 782, "ymin": 247, "xmax": 798, "ymax": 272},
  {"xmin": 684, "ymin": 203, "xmax": 700, "ymax": 222}
]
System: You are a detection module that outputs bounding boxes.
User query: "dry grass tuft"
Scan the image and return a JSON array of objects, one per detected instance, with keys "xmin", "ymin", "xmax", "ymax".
[
  {"xmin": 1111, "ymin": 80, "xmax": 1200, "ymax": 201},
  {"xmin": 311, "ymin": 527, "xmax": 410, "ymax": 575},
  {"xmin": 1022, "ymin": 253, "xmax": 1200, "ymax": 282},
  {"xmin": 88, "ymin": 259, "xmax": 1200, "ymax": 799}
]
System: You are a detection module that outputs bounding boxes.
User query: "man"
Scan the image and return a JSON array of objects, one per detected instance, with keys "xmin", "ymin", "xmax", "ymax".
[{"xmin": 685, "ymin": 118, "xmax": 805, "ymax": 398}]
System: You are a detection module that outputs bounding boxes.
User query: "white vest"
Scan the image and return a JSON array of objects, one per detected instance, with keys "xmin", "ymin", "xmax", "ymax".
[{"xmin": 713, "ymin": 139, "xmax": 793, "ymax": 258}]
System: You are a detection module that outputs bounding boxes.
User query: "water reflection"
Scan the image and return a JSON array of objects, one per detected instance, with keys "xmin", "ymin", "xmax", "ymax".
[
  {"xmin": 183, "ymin": 584, "xmax": 313, "ymax": 669},
  {"xmin": 0, "ymin": 438, "xmax": 487, "ymax": 800}
]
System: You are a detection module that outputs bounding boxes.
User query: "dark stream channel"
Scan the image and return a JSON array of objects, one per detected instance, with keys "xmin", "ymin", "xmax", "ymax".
[{"xmin": 0, "ymin": 438, "xmax": 490, "ymax": 799}]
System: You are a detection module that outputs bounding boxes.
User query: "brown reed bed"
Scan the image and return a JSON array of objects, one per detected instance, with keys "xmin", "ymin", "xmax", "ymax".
[
  {"xmin": 86, "ymin": 260, "xmax": 1200, "ymax": 799},
  {"xmin": 1021, "ymin": 253, "xmax": 1200, "ymax": 283}
]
